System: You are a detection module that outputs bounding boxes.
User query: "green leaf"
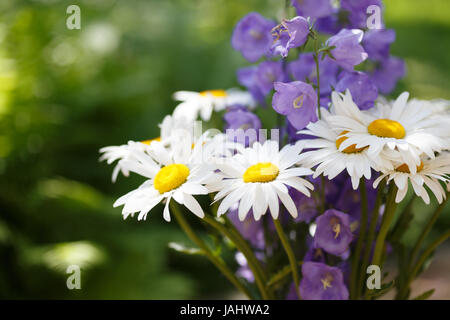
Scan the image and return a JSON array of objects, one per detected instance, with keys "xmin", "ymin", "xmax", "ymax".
[
  {"xmin": 267, "ymin": 261, "xmax": 303, "ymax": 288},
  {"xmin": 413, "ymin": 288, "xmax": 435, "ymax": 300},
  {"xmin": 367, "ymin": 280, "xmax": 395, "ymax": 299},
  {"xmin": 168, "ymin": 242, "xmax": 204, "ymax": 256}
]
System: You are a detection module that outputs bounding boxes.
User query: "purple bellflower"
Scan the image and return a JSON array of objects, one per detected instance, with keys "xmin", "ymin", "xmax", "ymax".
[
  {"xmin": 272, "ymin": 81, "xmax": 318, "ymax": 130},
  {"xmin": 314, "ymin": 209, "xmax": 353, "ymax": 255},
  {"xmin": 271, "ymin": 16, "xmax": 310, "ymax": 58},
  {"xmin": 326, "ymin": 28, "xmax": 368, "ymax": 71},
  {"xmin": 232, "ymin": 12, "xmax": 276, "ymax": 62},
  {"xmin": 300, "ymin": 262, "xmax": 349, "ymax": 300}
]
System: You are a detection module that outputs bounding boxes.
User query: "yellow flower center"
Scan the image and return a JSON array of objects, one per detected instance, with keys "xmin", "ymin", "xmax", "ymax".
[
  {"xmin": 330, "ymin": 217, "xmax": 341, "ymax": 239},
  {"xmin": 243, "ymin": 162, "xmax": 279, "ymax": 183},
  {"xmin": 293, "ymin": 94, "xmax": 304, "ymax": 109},
  {"xmin": 141, "ymin": 137, "xmax": 161, "ymax": 145},
  {"xmin": 367, "ymin": 119, "xmax": 406, "ymax": 139},
  {"xmin": 335, "ymin": 131, "xmax": 367, "ymax": 154},
  {"xmin": 396, "ymin": 161, "xmax": 424, "ymax": 173},
  {"xmin": 154, "ymin": 164, "xmax": 190, "ymax": 194},
  {"xmin": 321, "ymin": 274, "xmax": 333, "ymax": 290},
  {"xmin": 199, "ymin": 90, "xmax": 227, "ymax": 98}
]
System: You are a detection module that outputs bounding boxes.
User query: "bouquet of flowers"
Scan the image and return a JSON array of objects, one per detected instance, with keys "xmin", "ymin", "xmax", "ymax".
[{"xmin": 100, "ymin": 0, "xmax": 450, "ymax": 300}]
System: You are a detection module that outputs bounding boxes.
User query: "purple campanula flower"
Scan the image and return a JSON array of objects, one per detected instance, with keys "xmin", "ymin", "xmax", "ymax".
[
  {"xmin": 335, "ymin": 71, "xmax": 378, "ymax": 110},
  {"xmin": 326, "ymin": 28, "xmax": 368, "ymax": 71},
  {"xmin": 300, "ymin": 262, "xmax": 349, "ymax": 300},
  {"xmin": 231, "ymin": 12, "xmax": 276, "ymax": 62},
  {"xmin": 363, "ymin": 29, "xmax": 395, "ymax": 62},
  {"xmin": 287, "ymin": 53, "xmax": 339, "ymax": 95},
  {"xmin": 370, "ymin": 56, "xmax": 406, "ymax": 94},
  {"xmin": 255, "ymin": 61, "xmax": 285, "ymax": 95},
  {"xmin": 291, "ymin": 0, "xmax": 334, "ymax": 19},
  {"xmin": 224, "ymin": 105, "xmax": 262, "ymax": 146},
  {"xmin": 271, "ymin": 16, "xmax": 310, "ymax": 58},
  {"xmin": 272, "ymin": 81, "xmax": 318, "ymax": 130},
  {"xmin": 314, "ymin": 209, "xmax": 353, "ymax": 255},
  {"xmin": 341, "ymin": 0, "xmax": 383, "ymax": 29},
  {"xmin": 237, "ymin": 66, "xmax": 266, "ymax": 105}
]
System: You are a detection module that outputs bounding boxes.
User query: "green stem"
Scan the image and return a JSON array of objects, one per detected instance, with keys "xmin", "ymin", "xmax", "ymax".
[
  {"xmin": 273, "ymin": 218, "xmax": 301, "ymax": 299},
  {"xmin": 202, "ymin": 214, "xmax": 272, "ymax": 300},
  {"xmin": 371, "ymin": 184, "xmax": 398, "ymax": 268},
  {"xmin": 170, "ymin": 202, "xmax": 252, "ymax": 299},
  {"xmin": 408, "ymin": 230, "xmax": 450, "ymax": 288},
  {"xmin": 408, "ymin": 196, "xmax": 449, "ymax": 272},
  {"xmin": 362, "ymin": 181, "xmax": 385, "ymax": 299},
  {"xmin": 313, "ymin": 49, "xmax": 322, "ymax": 120},
  {"xmin": 350, "ymin": 178, "xmax": 368, "ymax": 299}
]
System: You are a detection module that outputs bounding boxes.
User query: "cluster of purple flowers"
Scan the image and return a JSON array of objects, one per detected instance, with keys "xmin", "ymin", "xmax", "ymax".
[{"xmin": 226, "ymin": 0, "xmax": 405, "ymax": 300}]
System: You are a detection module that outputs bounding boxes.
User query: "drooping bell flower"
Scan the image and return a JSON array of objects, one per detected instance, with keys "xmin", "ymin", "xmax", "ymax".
[
  {"xmin": 271, "ymin": 16, "xmax": 310, "ymax": 58},
  {"xmin": 224, "ymin": 105, "xmax": 262, "ymax": 147},
  {"xmin": 314, "ymin": 209, "xmax": 353, "ymax": 255},
  {"xmin": 326, "ymin": 28, "xmax": 368, "ymax": 71},
  {"xmin": 272, "ymin": 81, "xmax": 318, "ymax": 130},
  {"xmin": 300, "ymin": 261, "xmax": 349, "ymax": 300},
  {"xmin": 231, "ymin": 12, "xmax": 276, "ymax": 62},
  {"xmin": 255, "ymin": 61, "xmax": 286, "ymax": 95}
]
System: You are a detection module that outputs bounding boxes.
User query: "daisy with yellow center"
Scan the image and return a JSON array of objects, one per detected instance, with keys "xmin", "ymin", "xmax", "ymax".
[
  {"xmin": 100, "ymin": 115, "xmax": 194, "ymax": 182},
  {"xmin": 373, "ymin": 153, "xmax": 450, "ymax": 204},
  {"xmin": 297, "ymin": 108, "xmax": 392, "ymax": 189},
  {"xmin": 112, "ymin": 133, "xmax": 217, "ymax": 222},
  {"xmin": 172, "ymin": 88, "xmax": 256, "ymax": 122},
  {"xmin": 209, "ymin": 140, "xmax": 314, "ymax": 221},
  {"xmin": 326, "ymin": 90, "xmax": 448, "ymax": 173}
]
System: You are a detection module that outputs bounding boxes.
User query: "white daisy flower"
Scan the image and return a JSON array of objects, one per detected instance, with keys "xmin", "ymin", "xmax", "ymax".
[
  {"xmin": 113, "ymin": 133, "xmax": 217, "ymax": 222},
  {"xmin": 210, "ymin": 140, "xmax": 314, "ymax": 221},
  {"xmin": 373, "ymin": 153, "xmax": 450, "ymax": 204},
  {"xmin": 327, "ymin": 90, "xmax": 449, "ymax": 173},
  {"xmin": 173, "ymin": 88, "xmax": 256, "ymax": 122},
  {"xmin": 100, "ymin": 114, "xmax": 195, "ymax": 182},
  {"xmin": 297, "ymin": 108, "xmax": 392, "ymax": 189},
  {"xmin": 99, "ymin": 140, "xmax": 153, "ymax": 182}
]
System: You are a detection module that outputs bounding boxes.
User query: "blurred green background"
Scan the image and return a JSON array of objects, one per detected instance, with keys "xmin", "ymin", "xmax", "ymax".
[{"xmin": 0, "ymin": 0, "xmax": 449, "ymax": 299}]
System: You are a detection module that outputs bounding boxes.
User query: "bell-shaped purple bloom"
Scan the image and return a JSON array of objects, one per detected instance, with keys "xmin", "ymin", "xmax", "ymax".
[
  {"xmin": 314, "ymin": 209, "xmax": 353, "ymax": 255},
  {"xmin": 341, "ymin": 0, "xmax": 383, "ymax": 29},
  {"xmin": 326, "ymin": 28, "xmax": 368, "ymax": 71},
  {"xmin": 335, "ymin": 71, "xmax": 378, "ymax": 110},
  {"xmin": 272, "ymin": 81, "xmax": 318, "ymax": 130},
  {"xmin": 363, "ymin": 29, "xmax": 395, "ymax": 62},
  {"xmin": 237, "ymin": 66, "xmax": 266, "ymax": 105},
  {"xmin": 231, "ymin": 12, "xmax": 276, "ymax": 62},
  {"xmin": 287, "ymin": 53, "xmax": 339, "ymax": 95},
  {"xmin": 255, "ymin": 61, "xmax": 286, "ymax": 95},
  {"xmin": 291, "ymin": 0, "xmax": 334, "ymax": 19},
  {"xmin": 300, "ymin": 262, "xmax": 349, "ymax": 300},
  {"xmin": 271, "ymin": 16, "xmax": 310, "ymax": 58},
  {"xmin": 224, "ymin": 105, "xmax": 262, "ymax": 147},
  {"xmin": 370, "ymin": 56, "xmax": 406, "ymax": 94}
]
